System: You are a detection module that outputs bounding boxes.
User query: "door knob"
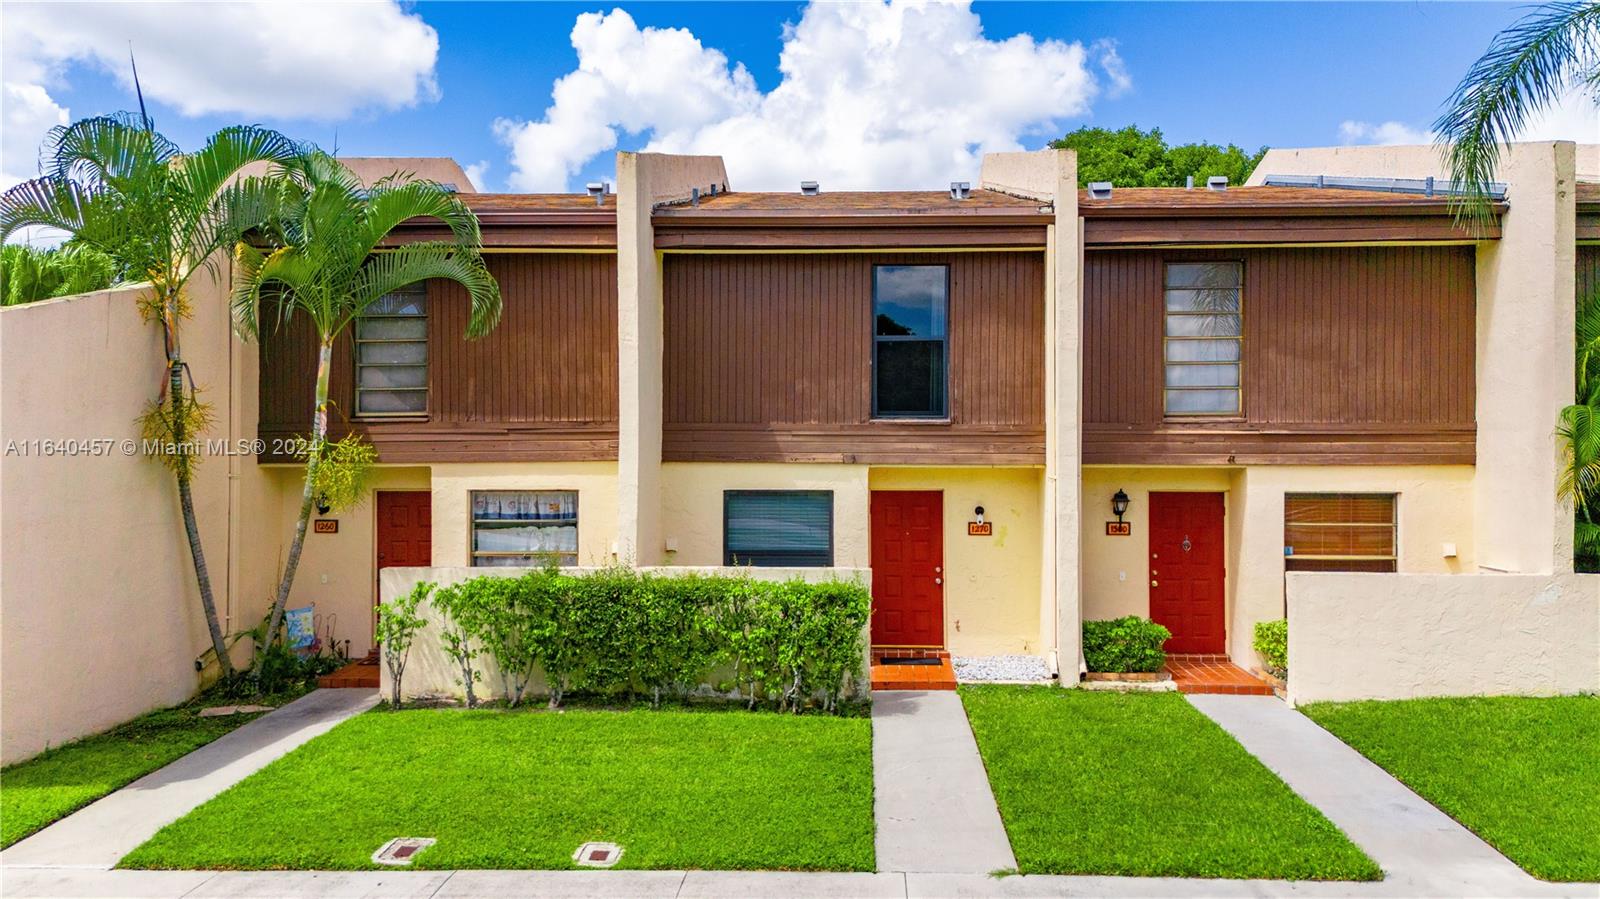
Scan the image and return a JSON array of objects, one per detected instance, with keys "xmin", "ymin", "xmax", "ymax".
[
  {"xmin": 1151, "ymin": 579, "xmax": 1159, "ymax": 587},
  {"xmin": 935, "ymin": 577, "xmax": 943, "ymax": 585}
]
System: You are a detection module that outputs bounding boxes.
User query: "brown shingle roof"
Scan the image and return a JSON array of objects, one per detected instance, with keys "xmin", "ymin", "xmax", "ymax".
[
  {"xmin": 662, "ymin": 189, "xmax": 1043, "ymax": 215},
  {"xmin": 463, "ymin": 193, "xmax": 615, "ymax": 212},
  {"xmin": 1078, "ymin": 185, "xmax": 1486, "ymax": 215}
]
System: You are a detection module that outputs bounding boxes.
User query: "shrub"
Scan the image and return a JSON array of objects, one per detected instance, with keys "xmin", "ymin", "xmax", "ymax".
[
  {"xmin": 425, "ymin": 569, "xmax": 869, "ymax": 714},
  {"xmin": 376, "ymin": 582, "xmax": 430, "ymax": 708},
  {"xmin": 1082, "ymin": 616, "xmax": 1171, "ymax": 673},
  {"xmin": 1253, "ymin": 619, "xmax": 1288, "ymax": 678}
]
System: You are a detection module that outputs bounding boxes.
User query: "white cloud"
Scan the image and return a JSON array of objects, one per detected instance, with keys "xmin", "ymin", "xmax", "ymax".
[
  {"xmin": 495, "ymin": 1, "xmax": 1115, "ymax": 192},
  {"xmin": 462, "ymin": 160, "xmax": 491, "ymax": 192},
  {"xmin": 1339, "ymin": 120, "xmax": 1434, "ymax": 146},
  {"xmin": 1092, "ymin": 40, "xmax": 1132, "ymax": 99},
  {"xmin": 1, "ymin": 1, "xmax": 439, "ymax": 188}
]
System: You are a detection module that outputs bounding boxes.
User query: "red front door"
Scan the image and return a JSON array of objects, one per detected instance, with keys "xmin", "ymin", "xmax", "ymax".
[
  {"xmin": 870, "ymin": 490, "xmax": 944, "ymax": 647},
  {"xmin": 377, "ymin": 491, "xmax": 432, "ymax": 571},
  {"xmin": 1148, "ymin": 492, "xmax": 1225, "ymax": 655}
]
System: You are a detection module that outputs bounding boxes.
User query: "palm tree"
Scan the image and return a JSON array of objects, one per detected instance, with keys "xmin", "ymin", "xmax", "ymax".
[
  {"xmin": 0, "ymin": 243, "xmax": 116, "ymax": 306},
  {"xmin": 0, "ymin": 115, "xmax": 299, "ymax": 677},
  {"xmin": 1434, "ymin": 1, "xmax": 1600, "ymax": 222},
  {"xmin": 233, "ymin": 151, "xmax": 501, "ymax": 667},
  {"xmin": 1559, "ymin": 285, "xmax": 1600, "ymax": 571}
]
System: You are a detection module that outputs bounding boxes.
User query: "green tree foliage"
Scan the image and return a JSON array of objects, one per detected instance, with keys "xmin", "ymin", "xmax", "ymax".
[
  {"xmin": 0, "ymin": 243, "xmax": 116, "ymax": 306},
  {"xmin": 1559, "ymin": 283, "xmax": 1600, "ymax": 571},
  {"xmin": 376, "ymin": 582, "xmax": 431, "ymax": 708},
  {"xmin": 1081, "ymin": 615, "xmax": 1171, "ymax": 673},
  {"xmin": 1049, "ymin": 125, "xmax": 1268, "ymax": 188}
]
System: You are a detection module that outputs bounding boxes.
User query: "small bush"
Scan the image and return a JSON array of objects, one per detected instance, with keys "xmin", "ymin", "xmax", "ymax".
[
  {"xmin": 1253, "ymin": 619, "xmax": 1287, "ymax": 678},
  {"xmin": 415, "ymin": 568, "xmax": 869, "ymax": 714},
  {"xmin": 1082, "ymin": 616, "xmax": 1171, "ymax": 673}
]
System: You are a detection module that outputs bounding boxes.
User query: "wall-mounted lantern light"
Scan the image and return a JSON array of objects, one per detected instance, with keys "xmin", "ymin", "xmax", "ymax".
[
  {"xmin": 1111, "ymin": 489, "xmax": 1130, "ymax": 523},
  {"xmin": 974, "ymin": 505, "xmax": 986, "ymax": 525},
  {"xmin": 316, "ymin": 493, "xmax": 332, "ymax": 516}
]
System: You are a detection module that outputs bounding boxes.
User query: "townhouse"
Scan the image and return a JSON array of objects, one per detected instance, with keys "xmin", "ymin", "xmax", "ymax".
[{"xmin": 253, "ymin": 144, "xmax": 1598, "ymax": 681}]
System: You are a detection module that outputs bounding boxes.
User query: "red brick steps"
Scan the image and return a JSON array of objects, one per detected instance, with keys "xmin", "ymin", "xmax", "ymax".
[
  {"xmin": 1164, "ymin": 654, "xmax": 1274, "ymax": 695},
  {"xmin": 871, "ymin": 649, "xmax": 957, "ymax": 691}
]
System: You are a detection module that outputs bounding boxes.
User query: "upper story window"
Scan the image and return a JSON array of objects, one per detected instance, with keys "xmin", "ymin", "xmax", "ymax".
[
  {"xmin": 471, "ymin": 490, "xmax": 579, "ymax": 567},
  {"xmin": 1164, "ymin": 262, "xmax": 1242, "ymax": 416},
  {"xmin": 355, "ymin": 285, "xmax": 428, "ymax": 417},
  {"xmin": 873, "ymin": 264, "xmax": 948, "ymax": 418},
  {"xmin": 724, "ymin": 490, "xmax": 834, "ymax": 567},
  {"xmin": 1284, "ymin": 493, "xmax": 1397, "ymax": 572}
]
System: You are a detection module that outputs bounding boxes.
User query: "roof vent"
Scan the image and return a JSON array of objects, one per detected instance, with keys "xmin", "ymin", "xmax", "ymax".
[
  {"xmin": 1185, "ymin": 175, "xmax": 1194, "ymax": 190},
  {"xmin": 1206, "ymin": 176, "xmax": 1229, "ymax": 191},
  {"xmin": 800, "ymin": 181, "xmax": 820, "ymax": 196},
  {"xmin": 1087, "ymin": 182, "xmax": 1113, "ymax": 200},
  {"xmin": 586, "ymin": 182, "xmax": 609, "ymax": 205},
  {"xmin": 949, "ymin": 181, "xmax": 971, "ymax": 200}
]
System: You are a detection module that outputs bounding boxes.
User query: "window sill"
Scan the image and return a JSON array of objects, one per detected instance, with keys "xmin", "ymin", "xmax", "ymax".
[
  {"xmin": 869, "ymin": 417, "xmax": 953, "ymax": 426},
  {"xmin": 353, "ymin": 415, "xmax": 429, "ymax": 424}
]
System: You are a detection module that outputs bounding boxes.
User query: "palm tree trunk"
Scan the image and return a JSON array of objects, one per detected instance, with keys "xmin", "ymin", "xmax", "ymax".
[
  {"xmin": 165, "ymin": 292, "xmax": 234, "ymax": 678},
  {"xmin": 259, "ymin": 337, "xmax": 332, "ymax": 671}
]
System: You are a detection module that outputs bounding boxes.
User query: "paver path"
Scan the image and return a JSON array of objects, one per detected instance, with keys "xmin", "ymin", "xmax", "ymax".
[
  {"xmin": 0, "ymin": 688, "xmax": 377, "ymax": 870},
  {"xmin": 1188, "ymin": 694, "xmax": 1569, "ymax": 897},
  {"xmin": 871, "ymin": 690, "xmax": 1016, "ymax": 874}
]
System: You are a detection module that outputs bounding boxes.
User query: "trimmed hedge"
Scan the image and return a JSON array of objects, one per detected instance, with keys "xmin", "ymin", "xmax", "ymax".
[
  {"xmin": 1082, "ymin": 616, "xmax": 1171, "ymax": 673},
  {"xmin": 397, "ymin": 568, "xmax": 870, "ymax": 714},
  {"xmin": 1253, "ymin": 619, "xmax": 1287, "ymax": 678}
]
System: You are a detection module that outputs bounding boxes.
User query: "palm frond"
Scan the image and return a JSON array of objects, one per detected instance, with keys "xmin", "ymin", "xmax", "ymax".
[
  {"xmin": 43, "ymin": 113, "xmax": 178, "ymax": 194},
  {"xmin": 0, "ymin": 177, "xmax": 93, "ymax": 241},
  {"xmin": 185, "ymin": 176, "xmax": 290, "ymax": 275},
  {"xmin": 355, "ymin": 180, "xmax": 482, "ymax": 258},
  {"xmin": 1557, "ymin": 401, "xmax": 1600, "ymax": 502},
  {"xmin": 232, "ymin": 244, "xmax": 325, "ymax": 339},
  {"xmin": 172, "ymin": 125, "xmax": 301, "ymax": 210},
  {"xmin": 1434, "ymin": 1, "xmax": 1600, "ymax": 228},
  {"xmin": 352, "ymin": 243, "xmax": 502, "ymax": 337}
]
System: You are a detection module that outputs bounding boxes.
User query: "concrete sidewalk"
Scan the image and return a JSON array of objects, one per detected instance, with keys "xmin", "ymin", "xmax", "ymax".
[
  {"xmin": 871, "ymin": 690, "xmax": 1016, "ymax": 875},
  {"xmin": 1188, "ymin": 694, "xmax": 1568, "ymax": 898},
  {"xmin": 0, "ymin": 688, "xmax": 377, "ymax": 871},
  {"xmin": 3, "ymin": 867, "xmax": 1597, "ymax": 898}
]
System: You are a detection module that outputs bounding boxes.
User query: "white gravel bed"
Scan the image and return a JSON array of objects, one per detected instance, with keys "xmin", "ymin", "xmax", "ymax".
[{"xmin": 953, "ymin": 654, "xmax": 1052, "ymax": 683}]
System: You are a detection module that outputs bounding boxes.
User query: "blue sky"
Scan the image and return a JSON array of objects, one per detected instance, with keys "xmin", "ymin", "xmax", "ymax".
[{"xmin": 4, "ymin": 2, "xmax": 1589, "ymax": 194}]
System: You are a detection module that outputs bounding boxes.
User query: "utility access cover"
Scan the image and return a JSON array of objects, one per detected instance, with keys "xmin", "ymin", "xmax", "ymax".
[
  {"xmin": 372, "ymin": 837, "xmax": 436, "ymax": 866},
  {"xmin": 573, "ymin": 841, "xmax": 624, "ymax": 868}
]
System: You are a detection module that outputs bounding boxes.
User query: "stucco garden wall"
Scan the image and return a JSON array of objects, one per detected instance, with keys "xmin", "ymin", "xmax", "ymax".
[
  {"xmin": 377, "ymin": 564, "xmax": 871, "ymax": 702},
  {"xmin": 1286, "ymin": 572, "xmax": 1600, "ymax": 704},
  {"xmin": 0, "ymin": 271, "xmax": 276, "ymax": 763}
]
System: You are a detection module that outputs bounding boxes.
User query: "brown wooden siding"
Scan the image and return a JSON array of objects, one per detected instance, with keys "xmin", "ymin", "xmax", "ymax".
[
  {"xmin": 662, "ymin": 252, "xmax": 1045, "ymax": 463},
  {"xmin": 1084, "ymin": 246, "xmax": 1477, "ymax": 465},
  {"xmin": 1580, "ymin": 245, "xmax": 1600, "ymax": 305},
  {"xmin": 258, "ymin": 253, "xmax": 619, "ymax": 462}
]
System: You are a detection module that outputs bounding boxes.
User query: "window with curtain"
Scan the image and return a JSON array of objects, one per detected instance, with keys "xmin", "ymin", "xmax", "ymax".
[
  {"xmin": 355, "ymin": 285, "xmax": 428, "ymax": 417},
  {"xmin": 1164, "ymin": 261, "xmax": 1242, "ymax": 415},
  {"xmin": 471, "ymin": 490, "xmax": 579, "ymax": 567},
  {"xmin": 724, "ymin": 490, "xmax": 833, "ymax": 567},
  {"xmin": 1284, "ymin": 493, "xmax": 1397, "ymax": 572},
  {"xmin": 873, "ymin": 264, "xmax": 948, "ymax": 418}
]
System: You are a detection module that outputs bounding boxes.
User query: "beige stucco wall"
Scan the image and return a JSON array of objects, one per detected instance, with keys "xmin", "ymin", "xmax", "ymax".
[
  {"xmin": 1082, "ymin": 465, "xmax": 1475, "ymax": 665},
  {"xmin": 869, "ymin": 467, "xmax": 1043, "ymax": 656},
  {"xmin": 377, "ymin": 564, "xmax": 870, "ymax": 702},
  {"xmin": 428, "ymin": 462, "xmax": 620, "ymax": 569},
  {"xmin": 980, "ymin": 147, "xmax": 1080, "ymax": 674},
  {"xmin": 1287, "ymin": 571, "xmax": 1600, "ymax": 703},
  {"xmin": 660, "ymin": 462, "xmax": 870, "ymax": 568},
  {"xmin": 615, "ymin": 152, "xmax": 731, "ymax": 566},
  {"xmin": 0, "ymin": 268, "xmax": 274, "ymax": 763},
  {"xmin": 252, "ymin": 465, "xmax": 431, "ymax": 658}
]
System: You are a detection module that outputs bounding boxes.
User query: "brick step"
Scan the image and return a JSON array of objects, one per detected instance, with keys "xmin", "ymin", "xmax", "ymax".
[{"xmin": 870, "ymin": 655, "xmax": 957, "ymax": 692}]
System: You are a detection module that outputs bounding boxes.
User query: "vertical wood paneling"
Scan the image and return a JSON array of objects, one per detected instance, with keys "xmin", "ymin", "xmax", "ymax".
[
  {"xmin": 662, "ymin": 252, "xmax": 1046, "ymax": 430},
  {"xmin": 258, "ymin": 253, "xmax": 619, "ymax": 438},
  {"xmin": 1083, "ymin": 245, "xmax": 1476, "ymax": 428}
]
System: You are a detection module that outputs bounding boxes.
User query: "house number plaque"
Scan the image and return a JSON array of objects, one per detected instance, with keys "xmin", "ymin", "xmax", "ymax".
[
  {"xmin": 313, "ymin": 519, "xmax": 338, "ymax": 534},
  {"xmin": 1105, "ymin": 522, "xmax": 1131, "ymax": 536}
]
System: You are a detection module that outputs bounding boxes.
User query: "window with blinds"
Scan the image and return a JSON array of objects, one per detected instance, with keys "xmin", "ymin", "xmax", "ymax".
[
  {"xmin": 1284, "ymin": 493, "xmax": 1397, "ymax": 572},
  {"xmin": 1164, "ymin": 261, "xmax": 1242, "ymax": 416},
  {"xmin": 355, "ymin": 285, "xmax": 428, "ymax": 417},
  {"xmin": 724, "ymin": 490, "xmax": 834, "ymax": 567},
  {"xmin": 471, "ymin": 490, "xmax": 578, "ymax": 567}
]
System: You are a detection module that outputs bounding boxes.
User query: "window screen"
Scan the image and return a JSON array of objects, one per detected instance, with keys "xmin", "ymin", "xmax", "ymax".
[
  {"xmin": 471, "ymin": 490, "xmax": 578, "ymax": 567},
  {"xmin": 724, "ymin": 490, "xmax": 833, "ymax": 567},
  {"xmin": 1284, "ymin": 493, "xmax": 1397, "ymax": 572},
  {"xmin": 355, "ymin": 285, "xmax": 428, "ymax": 416},
  {"xmin": 873, "ymin": 265, "xmax": 948, "ymax": 418},
  {"xmin": 1164, "ymin": 262, "xmax": 1242, "ymax": 415}
]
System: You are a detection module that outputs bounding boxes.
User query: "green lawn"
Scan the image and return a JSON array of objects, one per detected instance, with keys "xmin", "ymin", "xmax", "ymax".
[
  {"xmin": 121, "ymin": 706, "xmax": 875, "ymax": 871},
  {"xmin": 2, "ymin": 704, "xmax": 272, "ymax": 848},
  {"xmin": 1302, "ymin": 695, "xmax": 1599, "ymax": 882},
  {"xmin": 960, "ymin": 685, "xmax": 1380, "ymax": 880}
]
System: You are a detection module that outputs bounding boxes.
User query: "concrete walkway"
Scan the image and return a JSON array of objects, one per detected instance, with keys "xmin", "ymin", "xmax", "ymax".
[
  {"xmin": 871, "ymin": 690, "xmax": 1017, "ymax": 875},
  {"xmin": 0, "ymin": 688, "xmax": 377, "ymax": 871},
  {"xmin": 1188, "ymin": 694, "xmax": 1571, "ymax": 898}
]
